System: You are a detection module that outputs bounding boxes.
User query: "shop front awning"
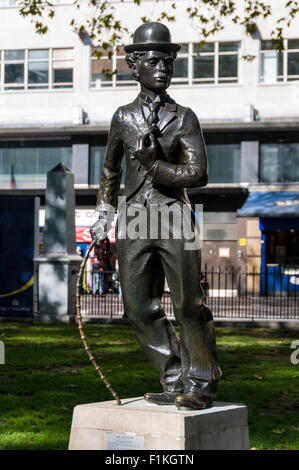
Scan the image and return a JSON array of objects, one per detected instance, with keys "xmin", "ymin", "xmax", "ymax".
[{"xmin": 238, "ymin": 191, "xmax": 299, "ymax": 218}]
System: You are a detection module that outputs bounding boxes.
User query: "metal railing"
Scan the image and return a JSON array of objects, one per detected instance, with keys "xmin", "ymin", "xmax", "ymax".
[{"xmin": 80, "ymin": 266, "xmax": 299, "ymax": 321}]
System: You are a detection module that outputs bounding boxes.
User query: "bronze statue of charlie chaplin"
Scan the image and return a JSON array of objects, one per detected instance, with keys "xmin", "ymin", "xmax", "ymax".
[{"xmin": 90, "ymin": 22, "xmax": 221, "ymax": 410}]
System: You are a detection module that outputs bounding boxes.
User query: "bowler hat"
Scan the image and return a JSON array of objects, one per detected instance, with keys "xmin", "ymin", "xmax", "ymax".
[{"xmin": 124, "ymin": 22, "xmax": 180, "ymax": 53}]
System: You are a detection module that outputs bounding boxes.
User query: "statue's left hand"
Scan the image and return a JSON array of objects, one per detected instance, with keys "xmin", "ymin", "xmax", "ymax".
[
  {"xmin": 90, "ymin": 216, "xmax": 108, "ymax": 246},
  {"xmin": 133, "ymin": 133, "xmax": 158, "ymax": 171}
]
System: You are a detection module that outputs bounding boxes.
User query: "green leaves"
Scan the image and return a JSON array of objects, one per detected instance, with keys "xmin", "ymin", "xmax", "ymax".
[
  {"xmin": 17, "ymin": 1, "xmax": 299, "ymax": 56},
  {"xmin": 18, "ymin": 0, "xmax": 54, "ymax": 35}
]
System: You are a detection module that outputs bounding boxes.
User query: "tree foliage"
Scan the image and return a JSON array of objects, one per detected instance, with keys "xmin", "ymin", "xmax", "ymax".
[{"xmin": 18, "ymin": 0, "xmax": 299, "ymax": 53}]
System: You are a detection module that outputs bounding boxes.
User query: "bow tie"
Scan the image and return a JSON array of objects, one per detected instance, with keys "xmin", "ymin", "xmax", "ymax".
[{"xmin": 140, "ymin": 92, "xmax": 166, "ymax": 104}]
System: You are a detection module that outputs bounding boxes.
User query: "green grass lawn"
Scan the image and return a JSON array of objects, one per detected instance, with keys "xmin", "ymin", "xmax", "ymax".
[{"xmin": 0, "ymin": 322, "xmax": 298, "ymax": 450}]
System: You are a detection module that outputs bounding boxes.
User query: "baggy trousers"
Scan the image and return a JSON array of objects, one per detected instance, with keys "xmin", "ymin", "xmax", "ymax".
[{"xmin": 116, "ymin": 202, "xmax": 221, "ymax": 398}]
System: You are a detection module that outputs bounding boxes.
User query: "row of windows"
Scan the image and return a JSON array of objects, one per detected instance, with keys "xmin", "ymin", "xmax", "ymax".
[
  {"xmin": 0, "ymin": 144, "xmax": 72, "ymax": 188},
  {"xmin": 206, "ymin": 142, "xmax": 299, "ymax": 184},
  {"xmin": 0, "ymin": 48, "xmax": 74, "ymax": 90},
  {"xmin": 1, "ymin": 39, "xmax": 299, "ymax": 90},
  {"xmin": 90, "ymin": 42, "xmax": 241, "ymax": 88},
  {"xmin": 1, "ymin": 141, "xmax": 298, "ymax": 188},
  {"xmin": 91, "ymin": 39, "xmax": 299, "ymax": 88}
]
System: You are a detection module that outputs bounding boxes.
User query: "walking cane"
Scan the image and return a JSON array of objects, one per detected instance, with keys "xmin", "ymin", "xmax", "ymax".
[{"xmin": 75, "ymin": 239, "xmax": 121, "ymax": 405}]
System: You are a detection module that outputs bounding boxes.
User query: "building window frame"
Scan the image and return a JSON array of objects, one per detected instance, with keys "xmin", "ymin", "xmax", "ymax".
[
  {"xmin": 90, "ymin": 46, "xmax": 138, "ymax": 88},
  {"xmin": 259, "ymin": 141, "xmax": 299, "ymax": 183},
  {"xmin": 3, "ymin": 49, "xmax": 25, "ymax": 90},
  {"xmin": 0, "ymin": 47, "xmax": 74, "ymax": 91},
  {"xmin": 0, "ymin": 138, "xmax": 73, "ymax": 189},
  {"xmin": 90, "ymin": 40, "xmax": 242, "ymax": 89},
  {"xmin": 260, "ymin": 38, "xmax": 299, "ymax": 84}
]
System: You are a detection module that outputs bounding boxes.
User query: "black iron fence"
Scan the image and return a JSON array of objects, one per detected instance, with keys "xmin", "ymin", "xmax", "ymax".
[{"xmin": 80, "ymin": 267, "xmax": 299, "ymax": 321}]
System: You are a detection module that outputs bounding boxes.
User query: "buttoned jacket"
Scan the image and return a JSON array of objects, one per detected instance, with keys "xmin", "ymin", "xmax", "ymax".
[{"xmin": 96, "ymin": 93, "xmax": 208, "ymax": 211}]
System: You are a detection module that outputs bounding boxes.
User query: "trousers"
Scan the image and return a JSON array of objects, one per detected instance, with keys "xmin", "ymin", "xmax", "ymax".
[{"xmin": 116, "ymin": 202, "xmax": 221, "ymax": 397}]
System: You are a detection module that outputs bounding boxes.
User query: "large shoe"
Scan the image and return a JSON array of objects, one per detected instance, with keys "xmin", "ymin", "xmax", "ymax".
[
  {"xmin": 174, "ymin": 392, "xmax": 212, "ymax": 410},
  {"xmin": 144, "ymin": 391, "xmax": 181, "ymax": 405}
]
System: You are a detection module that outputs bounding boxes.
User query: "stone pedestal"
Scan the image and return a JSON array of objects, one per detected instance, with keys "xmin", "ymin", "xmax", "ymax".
[
  {"xmin": 34, "ymin": 253, "xmax": 81, "ymax": 323},
  {"xmin": 68, "ymin": 397, "xmax": 250, "ymax": 450}
]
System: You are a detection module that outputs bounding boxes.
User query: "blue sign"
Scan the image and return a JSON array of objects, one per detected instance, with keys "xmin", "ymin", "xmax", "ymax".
[{"xmin": 238, "ymin": 191, "xmax": 299, "ymax": 218}]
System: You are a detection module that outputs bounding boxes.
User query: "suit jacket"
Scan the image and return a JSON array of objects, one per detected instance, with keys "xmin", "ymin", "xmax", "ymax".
[{"xmin": 96, "ymin": 93, "xmax": 208, "ymax": 211}]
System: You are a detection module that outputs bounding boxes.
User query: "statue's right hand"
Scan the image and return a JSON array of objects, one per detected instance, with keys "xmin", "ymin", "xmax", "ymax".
[
  {"xmin": 133, "ymin": 132, "xmax": 158, "ymax": 170},
  {"xmin": 90, "ymin": 217, "xmax": 108, "ymax": 246}
]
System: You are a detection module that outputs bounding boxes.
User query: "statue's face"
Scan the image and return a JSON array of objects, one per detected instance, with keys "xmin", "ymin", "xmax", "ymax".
[{"xmin": 137, "ymin": 50, "xmax": 174, "ymax": 93}]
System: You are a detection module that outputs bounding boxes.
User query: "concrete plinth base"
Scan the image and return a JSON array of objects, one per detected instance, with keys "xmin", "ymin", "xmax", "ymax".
[
  {"xmin": 34, "ymin": 254, "xmax": 82, "ymax": 323},
  {"xmin": 69, "ymin": 397, "xmax": 250, "ymax": 450}
]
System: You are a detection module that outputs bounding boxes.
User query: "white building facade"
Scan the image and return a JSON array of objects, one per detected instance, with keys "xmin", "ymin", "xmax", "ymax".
[{"xmin": 0, "ymin": 0, "xmax": 299, "ymax": 292}]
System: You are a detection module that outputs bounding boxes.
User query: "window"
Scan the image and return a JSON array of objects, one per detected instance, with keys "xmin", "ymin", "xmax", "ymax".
[
  {"xmin": 287, "ymin": 39, "xmax": 299, "ymax": 81},
  {"xmin": 4, "ymin": 50, "xmax": 25, "ymax": 90},
  {"xmin": 173, "ymin": 44, "xmax": 189, "ymax": 85},
  {"xmin": 89, "ymin": 139, "xmax": 125, "ymax": 185},
  {"xmin": 0, "ymin": 48, "xmax": 74, "ymax": 90},
  {"xmin": 193, "ymin": 43, "xmax": 215, "ymax": 84},
  {"xmin": 28, "ymin": 49, "xmax": 49, "ymax": 89},
  {"xmin": 90, "ymin": 41, "xmax": 241, "ymax": 88},
  {"xmin": 260, "ymin": 39, "xmax": 299, "ymax": 83},
  {"xmin": 193, "ymin": 42, "xmax": 240, "ymax": 84},
  {"xmin": 91, "ymin": 47, "xmax": 113, "ymax": 88},
  {"xmin": 260, "ymin": 143, "xmax": 299, "ymax": 183},
  {"xmin": 207, "ymin": 144, "xmax": 241, "ymax": 183},
  {"xmin": 260, "ymin": 40, "xmax": 283, "ymax": 83},
  {"xmin": 89, "ymin": 144, "xmax": 107, "ymax": 184},
  {"xmin": 115, "ymin": 46, "xmax": 135, "ymax": 86},
  {"xmin": 218, "ymin": 42, "xmax": 240, "ymax": 82},
  {"xmin": 52, "ymin": 48, "xmax": 73, "ymax": 88},
  {"xmin": 0, "ymin": 141, "xmax": 72, "ymax": 189},
  {"xmin": 90, "ymin": 46, "xmax": 137, "ymax": 88}
]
